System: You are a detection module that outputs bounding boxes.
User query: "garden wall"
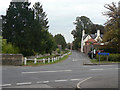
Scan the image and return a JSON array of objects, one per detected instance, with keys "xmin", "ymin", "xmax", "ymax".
[{"xmin": 0, "ymin": 54, "xmax": 24, "ymax": 66}]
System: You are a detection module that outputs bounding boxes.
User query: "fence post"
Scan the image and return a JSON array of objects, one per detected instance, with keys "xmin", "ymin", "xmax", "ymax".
[
  {"xmin": 48, "ymin": 58, "xmax": 50, "ymax": 63},
  {"xmin": 43, "ymin": 59, "xmax": 45, "ymax": 64},
  {"xmin": 24, "ymin": 57, "xmax": 27, "ymax": 65},
  {"xmin": 52, "ymin": 58, "xmax": 53, "ymax": 62},
  {"xmin": 34, "ymin": 58, "xmax": 37, "ymax": 64}
]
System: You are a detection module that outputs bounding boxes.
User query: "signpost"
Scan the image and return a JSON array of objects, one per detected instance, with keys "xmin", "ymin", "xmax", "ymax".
[{"xmin": 98, "ymin": 53, "xmax": 110, "ymax": 64}]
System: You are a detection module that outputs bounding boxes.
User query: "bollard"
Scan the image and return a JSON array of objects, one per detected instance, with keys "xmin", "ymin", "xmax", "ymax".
[
  {"xmin": 34, "ymin": 58, "xmax": 37, "ymax": 64},
  {"xmin": 24, "ymin": 57, "xmax": 27, "ymax": 65}
]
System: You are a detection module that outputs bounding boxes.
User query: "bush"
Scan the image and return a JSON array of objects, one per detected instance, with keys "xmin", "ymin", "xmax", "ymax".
[
  {"xmin": 96, "ymin": 54, "xmax": 120, "ymax": 62},
  {"xmin": 2, "ymin": 39, "xmax": 19, "ymax": 54}
]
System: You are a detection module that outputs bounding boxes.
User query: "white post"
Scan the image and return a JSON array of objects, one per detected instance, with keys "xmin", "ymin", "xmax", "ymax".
[
  {"xmin": 24, "ymin": 57, "xmax": 27, "ymax": 65},
  {"xmin": 34, "ymin": 58, "xmax": 37, "ymax": 64},
  {"xmin": 54, "ymin": 58, "xmax": 56, "ymax": 62},
  {"xmin": 52, "ymin": 58, "xmax": 54, "ymax": 62},
  {"xmin": 43, "ymin": 59, "xmax": 45, "ymax": 64},
  {"xmin": 48, "ymin": 58, "xmax": 50, "ymax": 63}
]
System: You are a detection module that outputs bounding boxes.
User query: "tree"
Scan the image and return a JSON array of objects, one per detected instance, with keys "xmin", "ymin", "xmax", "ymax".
[
  {"xmin": 54, "ymin": 34, "xmax": 67, "ymax": 50},
  {"xmin": 71, "ymin": 16, "xmax": 93, "ymax": 50},
  {"xmin": 103, "ymin": 1, "xmax": 120, "ymax": 53},
  {"xmin": 33, "ymin": 2, "xmax": 49, "ymax": 30},
  {"xmin": 32, "ymin": 2, "xmax": 56, "ymax": 55},
  {"xmin": 2, "ymin": 2, "xmax": 34, "ymax": 56},
  {"xmin": 91, "ymin": 24, "xmax": 104, "ymax": 34}
]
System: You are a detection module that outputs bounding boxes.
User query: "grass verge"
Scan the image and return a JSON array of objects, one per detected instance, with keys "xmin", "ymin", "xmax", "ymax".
[
  {"xmin": 23, "ymin": 52, "xmax": 72, "ymax": 66},
  {"xmin": 91, "ymin": 59, "xmax": 120, "ymax": 64}
]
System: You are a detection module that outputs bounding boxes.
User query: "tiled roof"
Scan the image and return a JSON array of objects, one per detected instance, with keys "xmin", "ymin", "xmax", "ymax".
[{"xmin": 85, "ymin": 38, "xmax": 97, "ymax": 43}]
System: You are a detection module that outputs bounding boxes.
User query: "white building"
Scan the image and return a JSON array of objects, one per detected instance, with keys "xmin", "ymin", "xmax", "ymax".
[{"xmin": 81, "ymin": 30, "xmax": 103, "ymax": 52}]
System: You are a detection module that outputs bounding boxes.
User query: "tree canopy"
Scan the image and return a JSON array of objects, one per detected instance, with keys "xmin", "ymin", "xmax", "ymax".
[
  {"xmin": 2, "ymin": 2, "xmax": 56, "ymax": 56},
  {"xmin": 54, "ymin": 34, "xmax": 67, "ymax": 50},
  {"xmin": 103, "ymin": 1, "xmax": 120, "ymax": 53},
  {"xmin": 71, "ymin": 16, "xmax": 104, "ymax": 50}
]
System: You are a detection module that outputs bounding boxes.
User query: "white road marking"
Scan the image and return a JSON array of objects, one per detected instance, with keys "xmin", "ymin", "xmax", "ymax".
[
  {"xmin": 70, "ymin": 79, "xmax": 82, "ymax": 81},
  {"xmin": 77, "ymin": 77, "xmax": 92, "ymax": 89},
  {"xmin": 22, "ymin": 70, "xmax": 72, "ymax": 74},
  {"xmin": 54, "ymin": 79, "xmax": 67, "ymax": 82},
  {"xmin": 16, "ymin": 82, "xmax": 32, "ymax": 85},
  {"xmin": 37, "ymin": 81, "xmax": 49, "ymax": 84},
  {"xmin": 91, "ymin": 68, "xmax": 119, "ymax": 71},
  {"xmin": 100, "ymin": 65, "xmax": 115, "ymax": 66},
  {"xmin": 91, "ymin": 69, "xmax": 103, "ymax": 70},
  {"xmin": 0, "ymin": 84, "xmax": 11, "ymax": 87}
]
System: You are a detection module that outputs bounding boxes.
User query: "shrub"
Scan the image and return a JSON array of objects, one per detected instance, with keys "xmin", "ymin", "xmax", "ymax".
[
  {"xmin": 96, "ymin": 54, "xmax": 120, "ymax": 62},
  {"xmin": 2, "ymin": 39, "xmax": 19, "ymax": 54}
]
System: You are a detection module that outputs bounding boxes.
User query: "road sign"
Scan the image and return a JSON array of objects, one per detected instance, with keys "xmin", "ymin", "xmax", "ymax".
[
  {"xmin": 98, "ymin": 53, "xmax": 109, "ymax": 56},
  {"xmin": 98, "ymin": 53, "xmax": 110, "ymax": 64}
]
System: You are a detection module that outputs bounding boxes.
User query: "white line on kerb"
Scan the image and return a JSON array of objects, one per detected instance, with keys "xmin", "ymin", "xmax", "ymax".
[
  {"xmin": 0, "ymin": 84, "xmax": 11, "ymax": 87},
  {"xmin": 22, "ymin": 70, "xmax": 72, "ymax": 74},
  {"xmin": 77, "ymin": 77, "xmax": 92, "ymax": 89},
  {"xmin": 37, "ymin": 81, "xmax": 49, "ymax": 84},
  {"xmin": 54, "ymin": 79, "xmax": 67, "ymax": 82},
  {"xmin": 16, "ymin": 82, "xmax": 32, "ymax": 85}
]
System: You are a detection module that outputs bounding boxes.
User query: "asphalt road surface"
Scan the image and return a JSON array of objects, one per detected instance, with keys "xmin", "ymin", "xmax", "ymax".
[{"xmin": 1, "ymin": 51, "xmax": 119, "ymax": 89}]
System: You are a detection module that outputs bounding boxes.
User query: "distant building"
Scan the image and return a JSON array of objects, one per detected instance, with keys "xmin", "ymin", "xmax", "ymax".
[{"xmin": 81, "ymin": 30, "xmax": 104, "ymax": 53}]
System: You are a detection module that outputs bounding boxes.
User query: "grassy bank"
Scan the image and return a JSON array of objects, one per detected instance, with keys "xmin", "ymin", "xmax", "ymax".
[{"xmin": 24, "ymin": 52, "xmax": 72, "ymax": 66}]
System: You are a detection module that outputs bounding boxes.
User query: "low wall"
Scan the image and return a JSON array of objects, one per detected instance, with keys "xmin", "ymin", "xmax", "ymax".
[{"xmin": 0, "ymin": 54, "xmax": 24, "ymax": 66}]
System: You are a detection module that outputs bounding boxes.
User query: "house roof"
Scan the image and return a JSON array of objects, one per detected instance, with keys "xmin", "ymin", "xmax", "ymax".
[
  {"xmin": 83, "ymin": 34, "xmax": 103, "ymax": 40},
  {"xmin": 85, "ymin": 38, "xmax": 97, "ymax": 43}
]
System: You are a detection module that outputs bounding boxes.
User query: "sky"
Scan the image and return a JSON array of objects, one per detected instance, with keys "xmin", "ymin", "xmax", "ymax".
[{"xmin": 0, "ymin": 0, "xmax": 119, "ymax": 43}]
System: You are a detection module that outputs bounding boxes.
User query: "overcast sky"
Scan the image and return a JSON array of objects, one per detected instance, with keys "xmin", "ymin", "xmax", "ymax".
[{"xmin": 0, "ymin": 0, "xmax": 119, "ymax": 43}]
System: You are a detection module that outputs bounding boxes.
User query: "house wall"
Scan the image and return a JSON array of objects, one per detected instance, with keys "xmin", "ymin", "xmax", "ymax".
[{"xmin": 83, "ymin": 45, "xmax": 91, "ymax": 54}]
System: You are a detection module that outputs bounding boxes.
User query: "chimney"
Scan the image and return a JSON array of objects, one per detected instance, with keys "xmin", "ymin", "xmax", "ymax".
[
  {"xmin": 97, "ymin": 30, "xmax": 100, "ymax": 37},
  {"xmin": 82, "ymin": 30, "xmax": 85, "ymax": 37}
]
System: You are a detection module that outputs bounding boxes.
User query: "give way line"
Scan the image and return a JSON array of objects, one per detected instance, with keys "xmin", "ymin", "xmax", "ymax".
[{"xmin": 22, "ymin": 70, "xmax": 72, "ymax": 74}]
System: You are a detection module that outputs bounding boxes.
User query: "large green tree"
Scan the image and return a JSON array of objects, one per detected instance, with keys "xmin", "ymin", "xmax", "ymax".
[
  {"xmin": 33, "ymin": 2, "xmax": 49, "ymax": 30},
  {"xmin": 2, "ymin": 2, "xmax": 34, "ymax": 56},
  {"xmin": 71, "ymin": 16, "xmax": 93, "ymax": 50},
  {"xmin": 2, "ymin": 2, "xmax": 56, "ymax": 56},
  {"xmin": 54, "ymin": 34, "xmax": 67, "ymax": 50},
  {"xmin": 103, "ymin": 1, "xmax": 120, "ymax": 53}
]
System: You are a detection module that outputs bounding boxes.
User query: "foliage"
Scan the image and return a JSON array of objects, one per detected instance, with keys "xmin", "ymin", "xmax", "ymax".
[
  {"xmin": 54, "ymin": 34, "xmax": 67, "ymax": 50},
  {"xmin": 2, "ymin": 39, "xmax": 19, "ymax": 54},
  {"xmin": 71, "ymin": 16, "xmax": 104, "ymax": 50},
  {"xmin": 33, "ymin": 2, "xmax": 49, "ymax": 30},
  {"xmin": 103, "ymin": 1, "xmax": 120, "ymax": 53},
  {"xmin": 2, "ymin": 2, "xmax": 56, "ymax": 56},
  {"xmin": 96, "ymin": 54, "xmax": 120, "ymax": 62},
  {"xmin": 98, "ymin": 46, "xmax": 118, "ymax": 53}
]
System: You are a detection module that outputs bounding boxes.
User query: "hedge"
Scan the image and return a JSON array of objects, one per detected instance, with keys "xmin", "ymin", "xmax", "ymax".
[{"xmin": 96, "ymin": 54, "xmax": 120, "ymax": 62}]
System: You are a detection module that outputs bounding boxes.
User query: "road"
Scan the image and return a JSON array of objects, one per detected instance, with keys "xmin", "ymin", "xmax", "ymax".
[{"xmin": 1, "ymin": 51, "xmax": 119, "ymax": 89}]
